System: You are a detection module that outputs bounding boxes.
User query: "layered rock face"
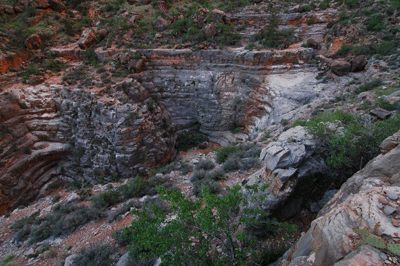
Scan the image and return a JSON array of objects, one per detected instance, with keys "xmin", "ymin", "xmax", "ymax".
[
  {"xmin": 0, "ymin": 85, "xmax": 69, "ymax": 213},
  {"xmin": 0, "ymin": 81, "xmax": 176, "ymax": 213},
  {"xmin": 137, "ymin": 48, "xmax": 319, "ymax": 143},
  {"xmin": 275, "ymin": 131, "xmax": 400, "ymax": 266}
]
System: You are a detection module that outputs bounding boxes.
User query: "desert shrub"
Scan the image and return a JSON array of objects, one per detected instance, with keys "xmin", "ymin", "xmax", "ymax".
[
  {"xmin": 12, "ymin": 204, "xmax": 102, "ymax": 244},
  {"xmin": 108, "ymin": 201, "xmax": 141, "ymax": 223},
  {"xmin": 193, "ymin": 178, "xmax": 222, "ymax": 196},
  {"xmin": 180, "ymin": 162, "xmax": 193, "ymax": 175},
  {"xmin": 354, "ymin": 79, "xmax": 382, "ymax": 94},
  {"xmin": 175, "ymin": 130, "xmax": 209, "ymax": 151},
  {"xmin": 91, "ymin": 190, "xmax": 121, "ymax": 209},
  {"xmin": 42, "ymin": 59, "xmax": 66, "ymax": 72},
  {"xmin": 82, "ymin": 48, "xmax": 98, "ymax": 65},
  {"xmin": 215, "ymin": 145, "xmax": 240, "ymax": 163},
  {"xmin": 190, "ymin": 170, "xmax": 206, "ymax": 183},
  {"xmin": 205, "ymin": 168, "xmax": 225, "ymax": 181},
  {"xmin": 159, "ymin": 162, "xmax": 179, "ymax": 174},
  {"xmin": 72, "ymin": 243, "xmax": 115, "ymax": 266},
  {"xmin": 60, "ymin": 18, "xmax": 75, "ymax": 36},
  {"xmin": 117, "ymin": 176, "xmax": 156, "ymax": 200},
  {"xmin": 195, "ymin": 160, "xmax": 215, "ymax": 171},
  {"xmin": 336, "ymin": 43, "xmax": 353, "ymax": 56}
]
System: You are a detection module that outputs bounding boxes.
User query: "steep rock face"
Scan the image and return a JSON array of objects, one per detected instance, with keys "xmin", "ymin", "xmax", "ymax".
[
  {"xmin": 0, "ymin": 85, "xmax": 69, "ymax": 213},
  {"xmin": 0, "ymin": 80, "xmax": 176, "ymax": 214},
  {"xmin": 275, "ymin": 131, "xmax": 400, "ymax": 266},
  {"xmin": 55, "ymin": 81, "xmax": 176, "ymax": 183}
]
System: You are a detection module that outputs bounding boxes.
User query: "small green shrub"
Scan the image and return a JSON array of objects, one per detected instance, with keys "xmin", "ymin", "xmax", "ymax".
[
  {"xmin": 215, "ymin": 145, "xmax": 240, "ymax": 164},
  {"xmin": 367, "ymin": 14, "xmax": 385, "ymax": 31},
  {"xmin": 354, "ymin": 79, "xmax": 382, "ymax": 94},
  {"xmin": 205, "ymin": 169, "xmax": 225, "ymax": 181},
  {"xmin": 117, "ymin": 176, "xmax": 155, "ymax": 200}
]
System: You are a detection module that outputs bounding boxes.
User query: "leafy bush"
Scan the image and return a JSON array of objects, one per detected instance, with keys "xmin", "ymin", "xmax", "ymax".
[
  {"xmin": 377, "ymin": 98, "xmax": 400, "ymax": 111},
  {"xmin": 175, "ymin": 130, "xmax": 209, "ymax": 151},
  {"xmin": 72, "ymin": 243, "xmax": 115, "ymax": 266},
  {"xmin": 121, "ymin": 185, "xmax": 297, "ymax": 265},
  {"xmin": 295, "ymin": 110, "xmax": 400, "ymax": 177}
]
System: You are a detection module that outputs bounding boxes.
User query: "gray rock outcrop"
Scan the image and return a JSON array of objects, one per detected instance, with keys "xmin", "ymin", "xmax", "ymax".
[{"xmin": 275, "ymin": 130, "xmax": 400, "ymax": 266}]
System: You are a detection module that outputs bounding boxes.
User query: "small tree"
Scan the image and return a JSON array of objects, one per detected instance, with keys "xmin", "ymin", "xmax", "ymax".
[{"xmin": 120, "ymin": 185, "xmax": 297, "ymax": 265}]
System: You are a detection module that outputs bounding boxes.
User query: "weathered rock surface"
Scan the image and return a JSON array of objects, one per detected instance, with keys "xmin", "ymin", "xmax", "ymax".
[
  {"xmin": 274, "ymin": 130, "xmax": 400, "ymax": 266},
  {"xmin": 78, "ymin": 29, "xmax": 96, "ymax": 50}
]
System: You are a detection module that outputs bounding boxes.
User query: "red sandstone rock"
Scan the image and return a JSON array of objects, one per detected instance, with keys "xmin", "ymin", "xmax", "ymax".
[{"xmin": 25, "ymin": 34, "xmax": 42, "ymax": 50}]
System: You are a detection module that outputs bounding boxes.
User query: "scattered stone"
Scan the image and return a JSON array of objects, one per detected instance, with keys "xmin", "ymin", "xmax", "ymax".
[
  {"xmin": 117, "ymin": 252, "xmax": 131, "ymax": 266},
  {"xmin": 155, "ymin": 16, "xmax": 169, "ymax": 32},
  {"xmin": 378, "ymin": 198, "xmax": 389, "ymax": 205},
  {"xmin": 205, "ymin": 23, "xmax": 217, "ymax": 37},
  {"xmin": 14, "ymin": 4, "xmax": 24, "ymax": 13},
  {"xmin": 128, "ymin": 59, "xmax": 145, "ymax": 73},
  {"xmin": 307, "ymin": 39, "xmax": 321, "ymax": 50},
  {"xmin": 386, "ymin": 191, "xmax": 398, "ymax": 200},
  {"xmin": 370, "ymin": 108, "xmax": 392, "ymax": 120},
  {"xmin": 384, "ymin": 205, "xmax": 396, "ymax": 216},
  {"xmin": 392, "ymin": 218, "xmax": 399, "ymax": 227},
  {"xmin": 78, "ymin": 28, "xmax": 97, "ymax": 49},
  {"xmin": 211, "ymin": 9, "xmax": 227, "ymax": 24},
  {"xmin": 96, "ymin": 29, "xmax": 108, "ymax": 40},
  {"xmin": 273, "ymin": 168, "xmax": 298, "ymax": 183},
  {"xmin": 26, "ymin": 247, "xmax": 35, "ymax": 256},
  {"xmin": 380, "ymin": 252, "xmax": 388, "ymax": 261}
]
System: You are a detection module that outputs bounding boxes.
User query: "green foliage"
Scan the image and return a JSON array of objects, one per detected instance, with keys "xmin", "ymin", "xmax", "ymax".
[
  {"xmin": 295, "ymin": 110, "xmax": 400, "ymax": 176},
  {"xmin": 336, "ymin": 43, "xmax": 353, "ymax": 57},
  {"xmin": 60, "ymin": 18, "xmax": 75, "ymax": 36},
  {"xmin": 377, "ymin": 98, "xmax": 400, "ymax": 111},
  {"xmin": 366, "ymin": 235, "xmax": 386, "ymax": 249},
  {"xmin": 82, "ymin": 48, "xmax": 98, "ymax": 66},
  {"xmin": 354, "ymin": 79, "xmax": 382, "ymax": 94},
  {"xmin": 215, "ymin": 145, "xmax": 240, "ymax": 163},
  {"xmin": 367, "ymin": 14, "xmax": 384, "ymax": 31},
  {"xmin": 387, "ymin": 243, "xmax": 400, "ymax": 256},
  {"xmin": 18, "ymin": 64, "xmax": 40, "ymax": 80},
  {"xmin": 42, "ymin": 59, "xmax": 66, "ymax": 72},
  {"xmin": 121, "ymin": 185, "xmax": 297, "ymax": 265},
  {"xmin": 72, "ymin": 243, "xmax": 115, "ymax": 266},
  {"xmin": 175, "ymin": 130, "xmax": 209, "ymax": 151},
  {"xmin": 117, "ymin": 176, "xmax": 156, "ymax": 199},
  {"xmin": 91, "ymin": 190, "xmax": 121, "ymax": 209},
  {"xmin": 319, "ymin": 0, "xmax": 331, "ymax": 9},
  {"xmin": 344, "ymin": 0, "xmax": 360, "ymax": 8}
]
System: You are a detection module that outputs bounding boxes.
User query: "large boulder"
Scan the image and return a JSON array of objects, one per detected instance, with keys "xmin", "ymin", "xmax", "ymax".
[
  {"xmin": 78, "ymin": 28, "xmax": 96, "ymax": 49},
  {"xmin": 350, "ymin": 55, "xmax": 367, "ymax": 72},
  {"xmin": 31, "ymin": 0, "xmax": 51, "ymax": 9},
  {"xmin": 48, "ymin": 0, "xmax": 66, "ymax": 12},
  {"xmin": 330, "ymin": 59, "xmax": 351, "ymax": 76},
  {"xmin": 3, "ymin": 4, "xmax": 15, "ymax": 14},
  {"xmin": 25, "ymin": 34, "xmax": 42, "ymax": 50}
]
